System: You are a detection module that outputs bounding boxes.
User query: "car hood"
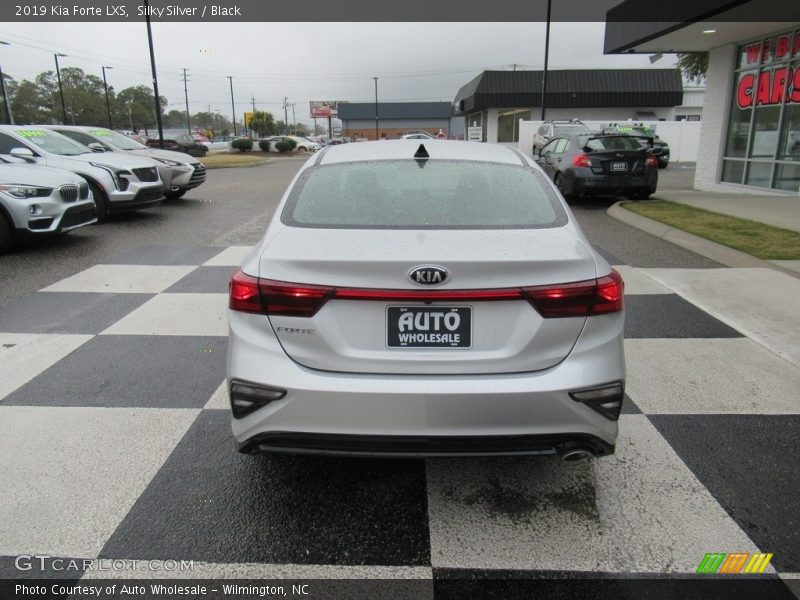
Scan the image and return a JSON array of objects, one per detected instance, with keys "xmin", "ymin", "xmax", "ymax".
[
  {"xmin": 126, "ymin": 148, "xmax": 196, "ymax": 164},
  {"xmin": 58, "ymin": 151, "xmax": 160, "ymax": 170},
  {"xmin": 0, "ymin": 164, "xmax": 85, "ymax": 187}
]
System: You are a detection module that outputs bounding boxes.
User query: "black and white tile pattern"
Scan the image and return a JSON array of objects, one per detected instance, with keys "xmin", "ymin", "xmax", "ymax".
[{"xmin": 1, "ymin": 245, "xmax": 798, "ymax": 597}]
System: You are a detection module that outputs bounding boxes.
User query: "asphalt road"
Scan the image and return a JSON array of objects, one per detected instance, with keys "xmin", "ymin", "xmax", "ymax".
[{"xmin": 0, "ymin": 159, "xmax": 707, "ymax": 306}]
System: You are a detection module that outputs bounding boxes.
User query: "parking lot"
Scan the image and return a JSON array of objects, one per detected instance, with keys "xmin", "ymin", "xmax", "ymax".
[{"xmin": 1, "ymin": 159, "xmax": 798, "ymax": 596}]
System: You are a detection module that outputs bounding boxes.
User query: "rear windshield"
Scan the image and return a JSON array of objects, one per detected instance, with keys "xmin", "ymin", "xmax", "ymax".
[
  {"xmin": 582, "ymin": 136, "xmax": 645, "ymax": 151},
  {"xmin": 282, "ymin": 160, "xmax": 567, "ymax": 229}
]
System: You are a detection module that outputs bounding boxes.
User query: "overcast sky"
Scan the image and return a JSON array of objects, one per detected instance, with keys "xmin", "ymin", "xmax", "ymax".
[{"xmin": 0, "ymin": 22, "xmax": 677, "ymax": 126}]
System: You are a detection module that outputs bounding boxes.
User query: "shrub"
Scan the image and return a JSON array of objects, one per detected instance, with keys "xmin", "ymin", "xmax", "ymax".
[
  {"xmin": 275, "ymin": 141, "xmax": 291, "ymax": 153},
  {"xmin": 286, "ymin": 138, "xmax": 298, "ymax": 151},
  {"xmin": 258, "ymin": 140, "xmax": 271, "ymax": 152},
  {"xmin": 231, "ymin": 138, "xmax": 253, "ymax": 152}
]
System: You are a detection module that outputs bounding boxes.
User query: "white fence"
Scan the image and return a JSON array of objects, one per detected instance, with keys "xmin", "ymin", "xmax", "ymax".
[{"xmin": 517, "ymin": 120, "xmax": 701, "ymax": 162}]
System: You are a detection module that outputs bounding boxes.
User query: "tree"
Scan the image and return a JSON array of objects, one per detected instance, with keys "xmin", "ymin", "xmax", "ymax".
[
  {"xmin": 248, "ymin": 110, "xmax": 275, "ymax": 138},
  {"xmin": 59, "ymin": 67, "xmax": 109, "ymax": 125},
  {"xmin": 8, "ymin": 79, "xmax": 52, "ymax": 124},
  {"xmin": 115, "ymin": 85, "xmax": 167, "ymax": 132},
  {"xmin": 676, "ymin": 53, "xmax": 708, "ymax": 83},
  {"xmin": 165, "ymin": 109, "xmax": 188, "ymax": 129}
]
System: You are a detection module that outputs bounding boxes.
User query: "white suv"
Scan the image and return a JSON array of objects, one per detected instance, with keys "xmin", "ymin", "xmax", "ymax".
[
  {"xmin": 0, "ymin": 126, "xmax": 164, "ymax": 221},
  {"xmin": 532, "ymin": 120, "xmax": 591, "ymax": 156}
]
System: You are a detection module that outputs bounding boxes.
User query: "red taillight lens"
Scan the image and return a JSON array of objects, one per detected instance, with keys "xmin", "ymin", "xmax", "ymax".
[
  {"xmin": 592, "ymin": 269, "xmax": 625, "ymax": 315},
  {"xmin": 229, "ymin": 269, "xmax": 262, "ymax": 313},
  {"xmin": 571, "ymin": 153, "xmax": 593, "ymax": 168},
  {"xmin": 229, "ymin": 271, "xmax": 625, "ymax": 318},
  {"xmin": 645, "ymin": 155, "xmax": 658, "ymax": 167},
  {"xmin": 258, "ymin": 280, "xmax": 333, "ymax": 317}
]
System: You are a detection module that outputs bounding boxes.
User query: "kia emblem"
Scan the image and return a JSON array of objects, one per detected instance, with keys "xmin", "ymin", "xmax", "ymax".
[{"xmin": 409, "ymin": 265, "xmax": 449, "ymax": 286}]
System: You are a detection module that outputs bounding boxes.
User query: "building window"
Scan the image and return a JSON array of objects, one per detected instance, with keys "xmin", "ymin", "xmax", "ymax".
[
  {"xmin": 721, "ymin": 29, "xmax": 800, "ymax": 191},
  {"xmin": 498, "ymin": 109, "xmax": 531, "ymax": 143}
]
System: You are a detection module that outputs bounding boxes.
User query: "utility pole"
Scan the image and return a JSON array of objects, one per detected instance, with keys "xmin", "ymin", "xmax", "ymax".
[
  {"xmin": 182, "ymin": 68, "xmax": 191, "ymax": 133},
  {"xmin": 283, "ymin": 97, "xmax": 288, "ymax": 135},
  {"xmin": 143, "ymin": 0, "xmax": 164, "ymax": 148},
  {"xmin": 54, "ymin": 53, "xmax": 68, "ymax": 124},
  {"xmin": 0, "ymin": 41, "xmax": 13, "ymax": 125},
  {"xmin": 290, "ymin": 103, "xmax": 296, "ymax": 134},
  {"xmin": 373, "ymin": 77, "xmax": 379, "ymax": 140},
  {"xmin": 101, "ymin": 66, "xmax": 113, "ymax": 129},
  {"xmin": 227, "ymin": 75, "xmax": 236, "ymax": 135},
  {"xmin": 540, "ymin": 0, "xmax": 552, "ymax": 121}
]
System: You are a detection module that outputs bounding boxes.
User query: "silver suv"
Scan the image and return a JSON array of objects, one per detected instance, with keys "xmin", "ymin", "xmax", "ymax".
[
  {"xmin": 532, "ymin": 119, "xmax": 591, "ymax": 156},
  {"xmin": 44, "ymin": 126, "xmax": 206, "ymax": 200},
  {"xmin": 0, "ymin": 160, "xmax": 96, "ymax": 253},
  {"xmin": 0, "ymin": 126, "xmax": 164, "ymax": 221}
]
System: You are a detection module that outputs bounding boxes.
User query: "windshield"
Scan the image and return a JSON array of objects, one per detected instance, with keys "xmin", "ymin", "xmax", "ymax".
[
  {"xmin": 553, "ymin": 124, "xmax": 590, "ymax": 135},
  {"xmin": 282, "ymin": 160, "xmax": 567, "ymax": 229},
  {"xmin": 15, "ymin": 129, "xmax": 91, "ymax": 156},
  {"xmin": 89, "ymin": 129, "xmax": 146, "ymax": 150}
]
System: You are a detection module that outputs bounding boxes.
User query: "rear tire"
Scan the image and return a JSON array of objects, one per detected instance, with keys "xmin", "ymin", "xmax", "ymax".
[
  {"xmin": 165, "ymin": 189, "xmax": 188, "ymax": 200},
  {"xmin": 88, "ymin": 181, "xmax": 109, "ymax": 222},
  {"xmin": 554, "ymin": 173, "xmax": 575, "ymax": 200},
  {"xmin": 0, "ymin": 213, "xmax": 14, "ymax": 254}
]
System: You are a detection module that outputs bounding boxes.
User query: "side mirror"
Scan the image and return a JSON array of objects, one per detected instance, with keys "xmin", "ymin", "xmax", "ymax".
[
  {"xmin": 10, "ymin": 147, "xmax": 36, "ymax": 163},
  {"xmin": 88, "ymin": 142, "xmax": 107, "ymax": 152}
]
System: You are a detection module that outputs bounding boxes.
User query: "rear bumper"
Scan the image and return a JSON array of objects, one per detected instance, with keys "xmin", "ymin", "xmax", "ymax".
[
  {"xmin": 227, "ymin": 310, "xmax": 625, "ymax": 457},
  {"xmin": 571, "ymin": 173, "xmax": 656, "ymax": 193}
]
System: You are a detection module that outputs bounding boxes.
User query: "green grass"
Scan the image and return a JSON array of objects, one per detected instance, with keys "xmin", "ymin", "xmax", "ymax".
[
  {"xmin": 623, "ymin": 200, "xmax": 800, "ymax": 260},
  {"xmin": 200, "ymin": 153, "xmax": 270, "ymax": 169}
]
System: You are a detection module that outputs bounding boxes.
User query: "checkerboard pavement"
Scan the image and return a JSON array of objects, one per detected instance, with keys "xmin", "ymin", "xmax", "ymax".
[{"xmin": 1, "ymin": 244, "xmax": 799, "ymax": 597}]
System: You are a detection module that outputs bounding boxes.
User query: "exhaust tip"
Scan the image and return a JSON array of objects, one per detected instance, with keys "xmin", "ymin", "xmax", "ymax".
[{"xmin": 560, "ymin": 447, "xmax": 594, "ymax": 463}]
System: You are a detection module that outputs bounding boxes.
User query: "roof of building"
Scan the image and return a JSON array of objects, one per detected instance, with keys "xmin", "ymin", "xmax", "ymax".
[
  {"xmin": 453, "ymin": 69, "xmax": 684, "ymax": 112},
  {"xmin": 338, "ymin": 102, "xmax": 454, "ymax": 121}
]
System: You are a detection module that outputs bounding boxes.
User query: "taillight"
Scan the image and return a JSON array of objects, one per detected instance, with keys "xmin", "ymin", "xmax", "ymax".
[
  {"xmin": 645, "ymin": 155, "xmax": 658, "ymax": 167},
  {"xmin": 228, "ymin": 270, "xmax": 624, "ymax": 318},
  {"xmin": 229, "ymin": 269, "xmax": 262, "ymax": 313},
  {"xmin": 571, "ymin": 153, "xmax": 592, "ymax": 168}
]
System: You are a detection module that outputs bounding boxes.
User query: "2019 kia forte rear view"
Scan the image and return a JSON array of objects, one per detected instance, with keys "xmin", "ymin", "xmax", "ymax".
[{"xmin": 227, "ymin": 140, "xmax": 624, "ymax": 460}]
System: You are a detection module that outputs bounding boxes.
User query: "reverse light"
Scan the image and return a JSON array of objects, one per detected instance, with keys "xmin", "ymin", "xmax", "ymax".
[
  {"xmin": 229, "ymin": 269, "xmax": 624, "ymax": 319},
  {"xmin": 570, "ymin": 382, "xmax": 624, "ymax": 420},
  {"xmin": 230, "ymin": 380, "xmax": 286, "ymax": 418},
  {"xmin": 571, "ymin": 153, "xmax": 593, "ymax": 168}
]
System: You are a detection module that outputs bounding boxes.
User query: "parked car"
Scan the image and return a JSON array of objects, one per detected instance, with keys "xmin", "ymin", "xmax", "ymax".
[
  {"xmin": 325, "ymin": 138, "xmax": 347, "ymax": 146},
  {"xmin": 0, "ymin": 159, "xmax": 97, "ymax": 253},
  {"xmin": 227, "ymin": 140, "xmax": 625, "ymax": 460},
  {"xmin": 205, "ymin": 135, "xmax": 239, "ymax": 153},
  {"xmin": 602, "ymin": 123, "xmax": 670, "ymax": 168},
  {"xmin": 116, "ymin": 130, "xmax": 149, "ymax": 144},
  {"xmin": 532, "ymin": 119, "xmax": 591, "ymax": 156},
  {"xmin": 262, "ymin": 136, "xmax": 321, "ymax": 153},
  {"xmin": 146, "ymin": 133, "xmax": 208, "ymax": 157},
  {"xmin": 45, "ymin": 126, "xmax": 206, "ymax": 200},
  {"xmin": 400, "ymin": 131, "xmax": 435, "ymax": 140},
  {"xmin": 0, "ymin": 126, "xmax": 164, "ymax": 221},
  {"xmin": 536, "ymin": 133, "xmax": 658, "ymax": 200}
]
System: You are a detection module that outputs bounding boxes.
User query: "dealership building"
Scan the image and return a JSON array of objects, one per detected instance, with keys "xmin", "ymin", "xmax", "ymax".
[
  {"xmin": 337, "ymin": 102, "xmax": 464, "ymax": 140},
  {"xmin": 605, "ymin": 0, "xmax": 800, "ymax": 194}
]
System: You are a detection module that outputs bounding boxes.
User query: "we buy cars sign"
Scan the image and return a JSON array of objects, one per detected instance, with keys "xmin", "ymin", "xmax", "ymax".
[
  {"xmin": 736, "ymin": 31, "xmax": 800, "ymax": 108},
  {"xmin": 310, "ymin": 101, "xmax": 339, "ymax": 118}
]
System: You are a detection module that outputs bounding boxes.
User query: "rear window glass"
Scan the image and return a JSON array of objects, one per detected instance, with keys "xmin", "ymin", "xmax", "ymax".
[
  {"xmin": 281, "ymin": 160, "xmax": 568, "ymax": 229},
  {"xmin": 553, "ymin": 124, "xmax": 589, "ymax": 135},
  {"xmin": 582, "ymin": 136, "xmax": 645, "ymax": 151}
]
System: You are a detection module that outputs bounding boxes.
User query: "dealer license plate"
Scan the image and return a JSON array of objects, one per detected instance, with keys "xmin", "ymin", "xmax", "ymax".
[
  {"xmin": 386, "ymin": 306, "xmax": 472, "ymax": 348},
  {"xmin": 610, "ymin": 161, "xmax": 627, "ymax": 171}
]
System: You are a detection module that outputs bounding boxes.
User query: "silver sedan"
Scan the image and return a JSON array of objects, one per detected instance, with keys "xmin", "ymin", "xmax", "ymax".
[{"xmin": 227, "ymin": 140, "xmax": 625, "ymax": 461}]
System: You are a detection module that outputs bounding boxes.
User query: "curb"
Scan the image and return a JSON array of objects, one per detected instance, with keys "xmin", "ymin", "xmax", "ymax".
[
  {"xmin": 202, "ymin": 158, "xmax": 272, "ymax": 170},
  {"xmin": 607, "ymin": 201, "xmax": 800, "ymax": 279}
]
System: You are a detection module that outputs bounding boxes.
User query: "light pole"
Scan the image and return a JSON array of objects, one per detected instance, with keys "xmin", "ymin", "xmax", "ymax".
[
  {"xmin": 101, "ymin": 66, "xmax": 113, "ymax": 129},
  {"xmin": 54, "ymin": 53, "xmax": 67, "ymax": 124},
  {"xmin": 227, "ymin": 76, "xmax": 236, "ymax": 135},
  {"xmin": 0, "ymin": 41, "xmax": 12, "ymax": 125},
  {"xmin": 540, "ymin": 0, "xmax": 552, "ymax": 121},
  {"xmin": 143, "ymin": 0, "xmax": 164, "ymax": 148},
  {"xmin": 373, "ymin": 77, "xmax": 379, "ymax": 140},
  {"xmin": 182, "ymin": 68, "xmax": 191, "ymax": 133}
]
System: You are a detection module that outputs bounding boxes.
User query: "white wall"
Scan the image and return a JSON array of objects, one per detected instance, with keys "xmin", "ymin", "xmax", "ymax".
[{"xmin": 517, "ymin": 119, "xmax": 702, "ymax": 162}]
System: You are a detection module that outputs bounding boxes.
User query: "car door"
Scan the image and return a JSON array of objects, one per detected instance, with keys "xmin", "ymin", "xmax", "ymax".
[
  {"xmin": 538, "ymin": 138, "xmax": 562, "ymax": 179},
  {"xmin": 548, "ymin": 138, "xmax": 570, "ymax": 176}
]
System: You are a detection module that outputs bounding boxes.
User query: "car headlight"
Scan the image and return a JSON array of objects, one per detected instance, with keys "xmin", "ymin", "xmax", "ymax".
[
  {"xmin": 0, "ymin": 184, "xmax": 52, "ymax": 198},
  {"xmin": 152, "ymin": 157, "xmax": 184, "ymax": 167},
  {"xmin": 90, "ymin": 162, "xmax": 132, "ymax": 191}
]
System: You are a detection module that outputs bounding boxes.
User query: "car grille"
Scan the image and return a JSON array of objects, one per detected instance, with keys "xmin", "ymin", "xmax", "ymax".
[
  {"xmin": 133, "ymin": 186, "xmax": 165, "ymax": 203},
  {"xmin": 189, "ymin": 163, "xmax": 206, "ymax": 183},
  {"xmin": 60, "ymin": 206, "xmax": 96, "ymax": 228},
  {"xmin": 59, "ymin": 185, "xmax": 78, "ymax": 202},
  {"xmin": 133, "ymin": 167, "xmax": 159, "ymax": 182}
]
